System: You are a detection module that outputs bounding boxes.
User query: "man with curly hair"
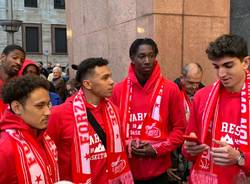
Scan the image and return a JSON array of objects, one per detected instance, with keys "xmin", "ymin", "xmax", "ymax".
[
  {"xmin": 183, "ymin": 34, "xmax": 250, "ymax": 184},
  {"xmin": 0, "ymin": 75, "xmax": 59, "ymax": 183}
]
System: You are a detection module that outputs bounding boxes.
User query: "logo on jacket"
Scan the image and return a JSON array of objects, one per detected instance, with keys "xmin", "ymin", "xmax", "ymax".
[
  {"xmin": 111, "ymin": 156, "xmax": 126, "ymax": 174},
  {"xmin": 145, "ymin": 123, "xmax": 161, "ymax": 138}
]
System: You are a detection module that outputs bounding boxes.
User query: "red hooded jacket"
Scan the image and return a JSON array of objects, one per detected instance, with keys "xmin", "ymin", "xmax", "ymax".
[
  {"xmin": 0, "ymin": 110, "xmax": 58, "ymax": 184},
  {"xmin": 182, "ymin": 85, "xmax": 250, "ymax": 184},
  {"xmin": 47, "ymin": 95, "xmax": 111, "ymax": 183},
  {"xmin": 18, "ymin": 58, "xmax": 40, "ymax": 76},
  {"xmin": 111, "ymin": 62, "xmax": 186, "ymax": 180},
  {"xmin": 18, "ymin": 59, "xmax": 61, "ymax": 106}
]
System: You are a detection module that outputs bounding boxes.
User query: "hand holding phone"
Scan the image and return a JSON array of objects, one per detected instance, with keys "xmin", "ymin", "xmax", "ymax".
[
  {"xmin": 183, "ymin": 135, "xmax": 201, "ymax": 144},
  {"xmin": 183, "ymin": 133, "xmax": 208, "ymax": 156}
]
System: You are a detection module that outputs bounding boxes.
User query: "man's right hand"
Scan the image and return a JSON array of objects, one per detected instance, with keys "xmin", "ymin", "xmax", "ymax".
[
  {"xmin": 184, "ymin": 132, "xmax": 209, "ymax": 156},
  {"xmin": 130, "ymin": 139, "xmax": 156, "ymax": 157}
]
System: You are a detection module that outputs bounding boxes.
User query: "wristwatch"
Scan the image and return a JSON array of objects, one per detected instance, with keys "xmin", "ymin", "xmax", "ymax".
[{"xmin": 237, "ymin": 150, "xmax": 245, "ymax": 166}]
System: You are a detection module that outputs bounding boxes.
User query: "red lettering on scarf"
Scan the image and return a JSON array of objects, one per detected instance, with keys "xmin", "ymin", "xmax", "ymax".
[
  {"xmin": 23, "ymin": 143, "xmax": 36, "ymax": 167},
  {"xmin": 240, "ymin": 118, "xmax": 248, "ymax": 145},
  {"xmin": 74, "ymin": 95, "xmax": 84, "ymax": 103},
  {"xmin": 45, "ymin": 135, "xmax": 57, "ymax": 158},
  {"xmin": 77, "ymin": 123, "xmax": 89, "ymax": 144},
  {"xmin": 76, "ymin": 114, "xmax": 87, "ymax": 124},
  {"xmin": 79, "ymin": 134, "xmax": 89, "ymax": 144},
  {"xmin": 78, "ymin": 124, "xmax": 88, "ymax": 134},
  {"xmin": 106, "ymin": 104, "xmax": 117, "ymax": 125},
  {"xmin": 74, "ymin": 105, "xmax": 85, "ymax": 115}
]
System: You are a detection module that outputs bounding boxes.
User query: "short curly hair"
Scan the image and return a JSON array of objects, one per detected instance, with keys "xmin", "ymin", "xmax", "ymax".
[
  {"xmin": 2, "ymin": 75, "xmax": 50, "ymax": 105},
  {"xmin": 206, "ymin": 34, "xmax": 248, "ymax": 61}
]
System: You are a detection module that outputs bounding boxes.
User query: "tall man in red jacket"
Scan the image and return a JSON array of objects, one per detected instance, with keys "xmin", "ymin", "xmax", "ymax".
[
  {"xmin": 183, "ymin": 34, "xmax": 250, "ymax": 184},
  {"xmin": 112, "ymin": 38, "xmax": 186, "ymax": 183},
  {"xmin": 47, "ymin": 58, "xmax": 133, "ymax": 184},
  {"xmin": 0, "ymin": 45, "xmax": 25, "ymax": 118},
  {"xmin": 0, "ymin": 75, "xmax": 59, "ymax": 184}
]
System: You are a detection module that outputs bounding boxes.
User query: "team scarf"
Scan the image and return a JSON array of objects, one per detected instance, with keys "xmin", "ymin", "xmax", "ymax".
[
  {"xmin": 191, "ymin": 72, "xmax": 250, "ymax": 184},
  {"xmin": 120, "ymin": 62, "xmax": 166, "ymax": 141},
  {"xmin": 71, "ymin": 89, "xmax": 134, "ymax": 184},
  {"xmin": 5, "ymin": 129, "xmax": 59, "ymax": 184}
]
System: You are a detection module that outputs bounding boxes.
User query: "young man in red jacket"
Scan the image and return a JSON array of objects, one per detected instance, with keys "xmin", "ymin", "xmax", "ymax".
[
  {"xmin": 0, "ymin": 44, "xmax": 25, "ymax": 118},
  {"xmin": 47, "ymin": 58, "xmax": 133, "ymax": 184},
  {"xmin": 112, "ymin": 38, "xmax": 186, "ymax": 183},
  {"xmin": 0, "ymin": 75, "xmax": 59, "ymax": 183},
  {"xmin": 183, "ymin": 34, "xmax": 250, "ymax": 184}
]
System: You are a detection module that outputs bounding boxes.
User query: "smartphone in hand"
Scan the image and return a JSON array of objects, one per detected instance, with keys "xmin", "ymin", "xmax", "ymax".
[{"xmin": 183, "ymin": 135, "xmax": 201, "ymax": 144}]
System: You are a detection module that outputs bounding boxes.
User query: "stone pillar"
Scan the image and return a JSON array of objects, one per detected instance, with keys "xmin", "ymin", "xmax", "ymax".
[
  {"xmin": 66, "ymin": 0, "xmax": 230, "ymax": 84},
  {"xmin": 231, "ymin": 0, "xmax": 250, "ymax": 55}
]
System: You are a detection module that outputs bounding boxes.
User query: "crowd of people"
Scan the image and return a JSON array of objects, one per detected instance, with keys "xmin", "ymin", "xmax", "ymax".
[{"xmin": 0, "ymin": 34, "xmax": 249, "ymax": 184}]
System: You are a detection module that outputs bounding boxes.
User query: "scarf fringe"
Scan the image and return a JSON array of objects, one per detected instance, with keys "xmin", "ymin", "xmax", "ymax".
[
  {"xmin": 191, "ymin": 170, "xmax": 218, "ymax": 184},
  {"xmin": 108, "ymin": 171, "xmax": 134, "ymax": 184}
]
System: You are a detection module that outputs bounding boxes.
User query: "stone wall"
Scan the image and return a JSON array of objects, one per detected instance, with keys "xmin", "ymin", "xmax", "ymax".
[
  {"xmin": 0, "ymin": 0, "xmax": 68, "ymax": 67},
  {"xmin": 66, "ymin": 0, "xmax": 230, "ymax": 84},
  {"xmin": 230, "ymin": 0, "xmax": 250, "ymax": 55}
]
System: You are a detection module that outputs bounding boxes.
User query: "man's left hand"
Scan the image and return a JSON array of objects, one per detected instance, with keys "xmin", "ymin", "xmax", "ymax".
[
  {"xmin": 211, "ymin": 139, "xmax": 240, "ymax": 166},
  {"xmin": 131, "ymin": 141, "xmax": 157, "ymax": 157}
]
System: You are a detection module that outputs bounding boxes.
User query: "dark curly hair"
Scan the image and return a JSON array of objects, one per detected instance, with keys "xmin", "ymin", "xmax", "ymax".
[
  {"xmin": 206, "ymin": 34, "xmax": 248, "ymax": 61},
  {"xmin": 129, "ymin": 38, "xmax": 158, "ymax": 59},
  {"xmin": 2, "ymin": 75, "xmax": 49, "ymax": 105},
  {"xmin": 76, "ymin": 57, "xmax": 109, "ymax": 83}
]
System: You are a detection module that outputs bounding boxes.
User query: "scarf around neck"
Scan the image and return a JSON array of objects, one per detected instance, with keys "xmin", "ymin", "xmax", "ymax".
[
  {"xmin": 120, "ymin": 61, "xmax": 167, "ymax": 141},
  {"xmin": 71, "ymin": 89, "xmax": 133, "ymax": 184},
  {"xmin": 191, "ymin": 72, "xmax": 250, "ymax": 184},
  {"xmin": 6, "ymin": 129, "xmax": 59, "ymax": 184}
]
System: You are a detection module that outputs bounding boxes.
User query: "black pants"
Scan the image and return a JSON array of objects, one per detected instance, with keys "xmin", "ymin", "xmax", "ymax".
[{"xmin": 135, "ymin": 172, "xmax": 169, "ymax": 184}]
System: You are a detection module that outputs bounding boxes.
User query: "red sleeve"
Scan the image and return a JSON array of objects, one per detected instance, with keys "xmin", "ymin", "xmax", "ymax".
[
  {"xmin": 182, "ymin": 91, "xmax": 203, "ymax": 161},
  {"xmin": 152, "ymin": 83, "xmax": 186, "ymax": 156},
  {"xmin": 110, "ymin": 83, "xmax": 122, "ymax": 107},
  {"xmin": 46, "ymin": 106, "xmax": 62, "ymax": 145},
  {"xmin": 0, "ymin": 135, "xmax": 18, "ymax": 184}
]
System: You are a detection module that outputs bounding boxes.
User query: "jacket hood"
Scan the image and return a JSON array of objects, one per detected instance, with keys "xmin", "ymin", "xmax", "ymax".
[
  {"xmin": 128, "ymin": 60, "xmax": 162, "ymax": 91},
  {"xmin": 0, "ymin": 110, "xmax": 31, "ymax": 131},
  {"xmin": 18, "ymin": 58, "xmax": 40, "ymax": 76}
]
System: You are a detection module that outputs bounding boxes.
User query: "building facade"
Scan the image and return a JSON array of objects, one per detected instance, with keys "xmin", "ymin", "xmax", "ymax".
[
  {"xmin": 0, "ymin": 0, "xmax": 68, "ymax": 67},
  {"xmin": 66, "ymin": 0, "xmax": 250, "ymax": 85}
]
